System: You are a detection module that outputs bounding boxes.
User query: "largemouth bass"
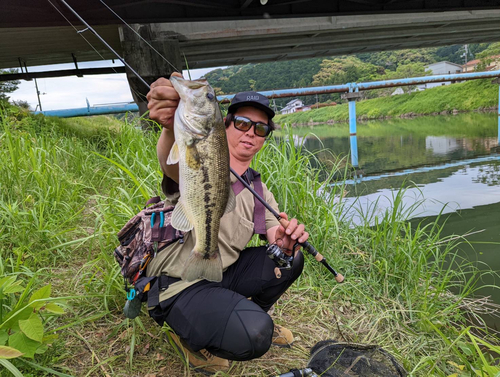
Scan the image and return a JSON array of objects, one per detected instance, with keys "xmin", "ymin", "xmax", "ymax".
[{"xmin": 168, "ymin": 76, "xmax": 236, "ymax": 282}]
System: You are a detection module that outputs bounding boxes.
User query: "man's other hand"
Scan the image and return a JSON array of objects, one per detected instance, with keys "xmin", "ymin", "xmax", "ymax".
[{"xmin": 272, "ymin": 212, "xmax": 309, "ymax": 256}]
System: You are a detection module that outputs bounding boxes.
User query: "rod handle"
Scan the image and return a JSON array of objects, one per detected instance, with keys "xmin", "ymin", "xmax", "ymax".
[{"xmin": 278, "ymin": 218, "xmax": 344, "ymax": 283}]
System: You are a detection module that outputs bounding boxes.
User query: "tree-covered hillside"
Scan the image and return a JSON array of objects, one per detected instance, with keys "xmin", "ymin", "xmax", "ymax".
[
  {"xmin": 207, "ymin": 59, "xmax": 323, "ymax": 94},
  {"xmin": 203, "ymin": 43, "xmax": 492, "ymax": 109}
]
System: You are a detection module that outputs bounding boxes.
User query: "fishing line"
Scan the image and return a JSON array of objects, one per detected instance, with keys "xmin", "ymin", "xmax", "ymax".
[
  {"xmin": 55, "ymin": 0, "xmax": 150, "ymax": 90},
  {"xmin": 47, "ymin": 0, "xmax": 150, "ymax": 103},
  {"xmin": 99, "ymin": 0, "xmax": 181, "ymax": 73},
  {"xmin": 47, "ymin": 0, "xmax": 110, "ymax": 64}
]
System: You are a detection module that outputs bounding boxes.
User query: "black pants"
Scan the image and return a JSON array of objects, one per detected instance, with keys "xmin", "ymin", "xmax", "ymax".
[{"xmin": 149, "ymin": 246, "xmax": 304, "ymax": 361}]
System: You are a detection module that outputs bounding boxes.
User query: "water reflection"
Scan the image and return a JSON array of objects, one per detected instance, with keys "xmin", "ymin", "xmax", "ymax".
[
  {"xmin": 301, "ymin": 112, "xmax": 499, "ymax": 175},
  {"xmin": 340, "ymin": 160, "xmax": 500, "ymax": 326},
  {"xmin": 299, "ymin": 113, "xmax": 500, "ymax": 326},
  {"xmin": 342, "ymin": 161, "xmax": 500, "ymax": 226}
]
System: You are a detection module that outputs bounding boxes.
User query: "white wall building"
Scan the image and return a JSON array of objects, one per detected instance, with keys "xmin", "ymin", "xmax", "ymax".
[
  {"xmin": 417, "ymin": 61, "xmax": 463, "ymax": 90},
  {"xmin": 280, "ymin": 99, "xmax": 304, "ymax": 114},
  {"xmin": 426, "ymin": 61, "xmax": 463, "ymax": 75}
]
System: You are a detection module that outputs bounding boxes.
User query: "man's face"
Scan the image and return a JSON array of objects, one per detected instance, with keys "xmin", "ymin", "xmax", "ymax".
[{"xmin": 226, "ymin": 106, "xmax": 269, "ymax": 162}]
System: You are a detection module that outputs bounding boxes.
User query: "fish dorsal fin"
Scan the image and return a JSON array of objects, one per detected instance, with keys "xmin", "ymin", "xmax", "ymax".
[
  {"xmin": 224, "ymin": 188, "xmax": 236, "ymax": 215},
  {"xmin": 167, "ymin": 142, "xmax": 180, "ymax": 165},
  {"xmin": 171, "ymin": 200, "xmax": 194, "ymax": 231}
]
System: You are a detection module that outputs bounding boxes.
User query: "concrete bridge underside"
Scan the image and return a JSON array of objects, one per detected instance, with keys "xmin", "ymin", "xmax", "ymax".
[
  {"xmin": 3, "ymin": 1, "xmax": 500, "ymax": 116},
  {"xmin": 3, "ymin": 5, "xmax": 500, "ymax": 73}
]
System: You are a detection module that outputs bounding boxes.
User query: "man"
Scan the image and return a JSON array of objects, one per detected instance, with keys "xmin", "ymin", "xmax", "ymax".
[{"xmin": 146, "ymin": 72, "xmax": 309, "ymax": 375}]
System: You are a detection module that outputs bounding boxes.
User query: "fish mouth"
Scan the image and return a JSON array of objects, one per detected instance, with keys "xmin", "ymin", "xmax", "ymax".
[{"xmin": 170, "ymin": 75, "xmax": 208, "ymax": 89}]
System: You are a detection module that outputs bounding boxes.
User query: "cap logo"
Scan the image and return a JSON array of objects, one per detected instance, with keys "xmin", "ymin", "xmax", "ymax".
[{"xmin": 246, "ymin": 95, "xmax": 260, "ymax": 101}]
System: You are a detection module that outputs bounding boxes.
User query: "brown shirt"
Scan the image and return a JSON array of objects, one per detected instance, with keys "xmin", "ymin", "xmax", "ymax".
[{"xmin": 146, "ymin": 173, "xmax": 280, "ymax": 303}]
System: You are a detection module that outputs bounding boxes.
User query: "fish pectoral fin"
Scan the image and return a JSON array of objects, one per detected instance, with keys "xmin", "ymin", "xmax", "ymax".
[
  {"xmin": 167, "ymin": 142, "xmax": 180, "ymax": 165},
  {"xmin": 224, "ymin": 188, "xmax": 237, "ymax": 215},
  {"xmin": 171, "ymin": 200, "xmax": 194, "ymax": 231}
]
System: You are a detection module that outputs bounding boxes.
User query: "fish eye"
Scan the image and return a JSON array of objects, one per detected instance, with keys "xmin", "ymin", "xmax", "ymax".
[{"xmin": 206, "ymin": 92, "xmax": 214, "ymax": 101}]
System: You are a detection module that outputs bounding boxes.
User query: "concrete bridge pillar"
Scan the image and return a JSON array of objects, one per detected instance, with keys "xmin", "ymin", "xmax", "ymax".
[{"xmin": 119, "ymin": 24, "xmax": 182, "ymax": 125}]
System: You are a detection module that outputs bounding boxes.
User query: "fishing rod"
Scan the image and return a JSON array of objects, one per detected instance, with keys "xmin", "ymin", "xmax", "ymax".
[
  {"xmin": 54, "ymin": 0, "xmax": 344, "ymax": 283},
  {"xmin": 230, "ymin": 168, "xmax": 344, "ymax": 283}
]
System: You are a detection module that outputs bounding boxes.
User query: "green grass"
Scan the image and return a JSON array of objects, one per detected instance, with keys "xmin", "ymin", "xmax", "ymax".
[
  {"xmin": 275, "ymin": 79, "xmax": 499, "ymax": 125},
  {"xmin": 1, "ymin": 104, "xmax": 499, "ymax": 376}
]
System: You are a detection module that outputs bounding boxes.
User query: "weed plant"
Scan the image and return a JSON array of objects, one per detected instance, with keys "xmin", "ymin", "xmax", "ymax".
[{"xmin": 0, "ymin": 104, "xmax": 499, "ymax": 376}]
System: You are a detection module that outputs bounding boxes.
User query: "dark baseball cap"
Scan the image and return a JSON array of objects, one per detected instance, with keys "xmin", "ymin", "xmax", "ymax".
[{"xmin": 228, "ymin": 91, "xmax": 275, "ymax": 119}]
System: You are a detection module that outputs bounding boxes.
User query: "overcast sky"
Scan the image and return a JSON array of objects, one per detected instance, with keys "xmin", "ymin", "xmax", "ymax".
[{"xmin": 9, "ymin": 60, "xmax": 221, "ymax": 111}]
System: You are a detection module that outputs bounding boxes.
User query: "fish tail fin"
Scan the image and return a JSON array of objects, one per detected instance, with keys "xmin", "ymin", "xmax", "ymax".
[{"xmin": 181, "ymin": 250, "xmax": 223, "ymax": 282}]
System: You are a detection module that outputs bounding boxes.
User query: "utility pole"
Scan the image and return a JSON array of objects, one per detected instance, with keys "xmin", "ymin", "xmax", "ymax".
[
  {"xmin": 462, "ymin": 44, "xmax": 469, "ymax": 67},
  {"xmin": 34, "ymin": 78, "xmax": 43, "ymax": 112}
]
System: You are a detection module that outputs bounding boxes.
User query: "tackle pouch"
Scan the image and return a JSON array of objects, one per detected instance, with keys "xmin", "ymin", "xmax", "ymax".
[{"xmin": 114, "ymin": 196, "xmax": 184, "ymax": 286}]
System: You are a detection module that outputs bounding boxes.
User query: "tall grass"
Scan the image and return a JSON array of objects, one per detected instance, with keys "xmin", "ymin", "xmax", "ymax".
[
  {"xmin": 254, "ymin": 128, "xmax": 500, "ymax": 375},
  {"xmin": 1, "ymin": 105, "xmax": 499, "ymax": 376}
]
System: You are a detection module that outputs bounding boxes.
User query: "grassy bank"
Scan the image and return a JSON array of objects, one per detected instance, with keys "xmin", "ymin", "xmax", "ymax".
[
  {"xmin": 1, "ymin": 105, "xmax": 499, "ymax": 376},
  {"xmin": 275, "ymin": 79, "xmax": 499, "ymax": 125}
]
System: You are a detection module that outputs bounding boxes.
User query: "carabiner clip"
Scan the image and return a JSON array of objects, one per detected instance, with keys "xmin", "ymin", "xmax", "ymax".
[
  {"xmin": 127, "ymin": 288, "xmax": 136, "ymax": 301},
  {"xmin": 159, "ymin": 211, "xmax": 165, "ymax": 228},
  {"xmin": 151, "ymin": 212, "xmax": 165, "ymax": 228}
]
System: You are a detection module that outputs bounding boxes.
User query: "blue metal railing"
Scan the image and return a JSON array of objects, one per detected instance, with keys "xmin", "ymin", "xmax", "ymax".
[
  {"xmin": 35, "ymin": 102, "xmax": 139, "ymax": 118},
  {"xmin": 334, "ymin": 155, "xmax": 500, "ymax": 186}
]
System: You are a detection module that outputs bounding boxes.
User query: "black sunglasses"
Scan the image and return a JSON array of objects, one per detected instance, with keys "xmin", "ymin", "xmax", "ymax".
[{"xmin": 233, "ymin": 116, "xmax": 272, "ymax": 138}]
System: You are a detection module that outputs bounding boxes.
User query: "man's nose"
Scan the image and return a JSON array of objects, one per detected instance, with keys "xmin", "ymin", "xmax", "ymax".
[{"xmin": 245, "ymin": 125, "xmax": 256, "ymax": 136}]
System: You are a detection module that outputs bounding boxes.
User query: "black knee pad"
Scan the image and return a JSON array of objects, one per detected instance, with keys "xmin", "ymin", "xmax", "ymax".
[{"xmin": 212, "ymin": 298, "xmax": 273, "ymax": 361}]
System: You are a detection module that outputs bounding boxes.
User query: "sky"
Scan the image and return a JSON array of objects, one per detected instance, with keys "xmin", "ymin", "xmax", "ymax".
[{"xmin": 8, "ymin": 60, "xmax": 221, "ymax": 111}]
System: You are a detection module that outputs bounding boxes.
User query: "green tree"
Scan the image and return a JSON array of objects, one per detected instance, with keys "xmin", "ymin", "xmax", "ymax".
[
  {"xmin": 0, "ymin": 69, "xmax": 20, "ymax": 103},
  {"xmin": 474, "ymin": 42, "xmax": 500, "ymax": 60},
  {"xmin": 432, "ymin": 43, "xmax": 489, "ymax": 65},
  {"xmin": 384, "ymin": 62, "xmax": 430, "ymax": 94},
  {"xmin": 356, "ymin": 49, "xmax": 435, "ymax": 70},
  {"xmin": 475, "ymin": 42, "xmax": 500, "ymax": 71},
  {"xmin": 312, "ymin": 56, "xmax": 383, "ymax": 86}
]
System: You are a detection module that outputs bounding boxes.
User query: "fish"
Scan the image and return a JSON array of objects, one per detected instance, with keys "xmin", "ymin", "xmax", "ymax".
[{"xmin": 167, "ymin": 76, "xmax": 236, "ymax": 282}]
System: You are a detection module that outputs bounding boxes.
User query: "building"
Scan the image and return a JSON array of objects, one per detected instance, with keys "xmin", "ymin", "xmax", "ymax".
[
  {"xmin": 462, "ymin": 55, "xmax": 500, "ymax": 73},
  {"xmin": 280, "ymin": 99, "xmax": 305, "ymax": 114},
  {"xmin": 425, "ymin": 61, "xmax": 463, "ymax": 75},
  {"xmin": 416, "ymin": 61, "xmax": 464, "ymax": 90},
  {"xmin": 392, "ymin": 61, "xmax": 463, "ymax": 94}
]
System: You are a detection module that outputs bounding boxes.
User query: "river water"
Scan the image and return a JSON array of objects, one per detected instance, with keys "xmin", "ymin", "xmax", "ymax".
[{"xmin": 300, "ymin": 112, "xmax": 500, "ymax": 327}]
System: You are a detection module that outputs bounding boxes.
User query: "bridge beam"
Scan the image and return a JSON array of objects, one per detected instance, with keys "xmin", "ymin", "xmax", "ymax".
[{"xmin": 119, "ymin": 24, "xmax": 182, "ymax": 122}]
